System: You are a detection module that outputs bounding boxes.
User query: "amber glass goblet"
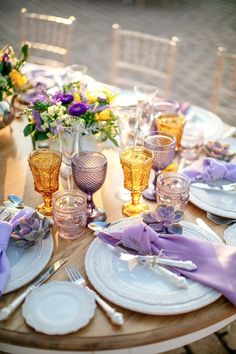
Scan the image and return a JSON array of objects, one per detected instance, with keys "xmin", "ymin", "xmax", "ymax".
[
  {"xmin": 28, "ymin": 150, "xmax": 62, "ymax": 216},
  {"xmin": 120, "ymin": 146, "xmax": 153, "ymax": 217},
  {"xmin": 156, "ymin": 112, "xmax": 186, "ymax": 150}
]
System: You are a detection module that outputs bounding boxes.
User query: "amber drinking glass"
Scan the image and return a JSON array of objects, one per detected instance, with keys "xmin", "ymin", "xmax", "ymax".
[
  {"xmin": 120, "ymin": 146, "xmax": 153, "ymax": 217},
  {"xmin": 143, "ymin": 131, "xmax": 176, "ymax": 201},
  {"xmin": 28, "ymin": 150, "xmax": 62, "ymax": 216},
  {"xmin": 156, "ymin": 112, "xmax": 186, "ymax": 150}
]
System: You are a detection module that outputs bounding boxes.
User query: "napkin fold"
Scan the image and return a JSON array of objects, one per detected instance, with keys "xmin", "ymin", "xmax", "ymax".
[
  {"xmin": 0, "ymin": 208, "xmax": 35, "ymax": 296},
  {"xmin": 97, "ymin": 221, "xmax": 236, "ymax": 306},
  {"xmin": 182, "ymin": 158, "xmax": 236, "ymax": 183}
]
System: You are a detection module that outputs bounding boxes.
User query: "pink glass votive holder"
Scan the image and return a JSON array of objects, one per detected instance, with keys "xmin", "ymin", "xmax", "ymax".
[
  {"xmin": 52, "ymin": 190, "xmax": 87, "ymax": 240},
  {"xmin": 156, "ymin": 173, "xmax": 190, "ymax": 212}
]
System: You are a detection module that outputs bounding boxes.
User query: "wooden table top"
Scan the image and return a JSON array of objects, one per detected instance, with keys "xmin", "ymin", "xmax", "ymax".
[{"xmin": 0, "ymin": 118, "xmax": 236, "ymax": 352}]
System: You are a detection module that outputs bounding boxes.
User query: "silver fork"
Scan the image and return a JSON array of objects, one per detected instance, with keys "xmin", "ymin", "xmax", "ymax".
[{"xmin": 66, "ymin": 265, "xmax": 124, "ymax": 326}]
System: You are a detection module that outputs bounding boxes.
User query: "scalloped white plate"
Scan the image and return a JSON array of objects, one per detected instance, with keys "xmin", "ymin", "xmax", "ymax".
[
  {"xmin": 85, "ymin": 219, "xmax": 222, "ymax": 315},
  {"xmin": 22, "ymin": 282, "xmax": 96, "ymax": 335},
  {"xmin": 4, "ymin": 233, "xmax": 53, "ymax": 294}
]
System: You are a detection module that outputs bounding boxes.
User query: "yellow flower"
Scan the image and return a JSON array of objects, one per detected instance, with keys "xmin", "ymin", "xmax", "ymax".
[
  {"xmin": 74, "ymin": 92, "xmax": 82, "ymax": 102},
  {"xmin": 86, "ymin": 91, "xmax": 98, "ymax": 104},
  {"xmin": 9, "ymin": 69, "xmax": 27, "ymax": 89},
  {"xmin": 96, "ymin": 109, "xmax": 111, "ymax": 121},
  {"xmin": 102, "ymin": 87, "xmax": 119, "ymax": 104}
]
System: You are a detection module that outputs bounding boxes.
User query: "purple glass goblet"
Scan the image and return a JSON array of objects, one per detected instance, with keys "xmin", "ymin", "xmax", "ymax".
[
  {"xmin": 143, "ymin": 131, "xmax": 176, "ymax": 201},
  {"xmin": 72, "ymin": 151, "xmax": 108, "ymax": 223}
]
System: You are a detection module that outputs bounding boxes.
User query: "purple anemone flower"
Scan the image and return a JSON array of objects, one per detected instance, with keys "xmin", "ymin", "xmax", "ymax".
[
  {"xmin": 68, "ymin": 102, "xmax": 88, "ymax": 116},
  {"xmin": 32, "ymin": 109, "xmax": 44, "ymax": 131},
  {"xmin": 52, "ymin": 92, "xmax": 74, "ymax": 105}
]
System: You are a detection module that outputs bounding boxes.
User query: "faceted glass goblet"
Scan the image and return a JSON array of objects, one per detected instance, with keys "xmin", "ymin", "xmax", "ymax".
[
  {"xmin": 28, "ymin": 150, "xmax": 62, "ymax": 216},
  {"xmin": 143, "ymin": 131, "xmax": 176, "ymax": 201},
  {"xmin": 156, "ymin": 112, "xmax": 186, "ymax": 151},
  {"xmin": 72, "ymin": 151, "xmax": 107, "ymax": 223},
  {"xmin": 120, "ymin": 146, "xmax": 153, "ymax": 217}
]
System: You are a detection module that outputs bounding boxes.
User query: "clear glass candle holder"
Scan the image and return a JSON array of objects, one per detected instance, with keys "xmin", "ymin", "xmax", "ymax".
[
  {"xmin": 156, "ymin": 173, "xmax": 190, "ymax": 212},
  {"xmin": 180, "ymin": 124, "xmax": 204, "ymax": 162},
  {"xmin": 52, "ymin": 190, "xmax": 87, "ymax": 240}
]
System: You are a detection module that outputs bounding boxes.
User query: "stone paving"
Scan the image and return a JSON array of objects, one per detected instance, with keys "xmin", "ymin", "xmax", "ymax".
[{"xmin": 1, "ymin": 0, "xmax": 236, "ymax": 353}]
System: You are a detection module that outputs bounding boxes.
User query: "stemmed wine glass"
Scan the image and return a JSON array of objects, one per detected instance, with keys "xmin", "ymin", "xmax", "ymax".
[
  {"xmin": 120, "ymin": 146, "xmax": 153, "ymax": 217},
  {"xmin": 57, "ymin": 120, "xmax": 83, "ymax": 188},
  {"xmin": 133, "ymin": 84, "xmax": 159, "ymax": 143},
  {"xmin": 115, "ymin": 106, "xmax": 139, "ymax": 201},
  {"xmin": 143, "ymin": 131, "xmax": 176, "ymax": 201},
  {"xmin": 72, "ymin": 151, "xmax": 107, "ymax": 223},
  {"xmin": 28, "ymin": 150, "xmax": 62, "ymax": 216}
]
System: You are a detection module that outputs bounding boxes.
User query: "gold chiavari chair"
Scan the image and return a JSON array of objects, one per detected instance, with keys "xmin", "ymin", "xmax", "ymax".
[
  {"xmin": 110, "ymin": 23, "xmax": 179, "ymax": 98},
  {"xmin": 211, "ymin": 47, "xmax": 236, "ymax": 124},
  {"xmin": 20, "ymin": 8, "xmax": 76, "ymax": 68}
]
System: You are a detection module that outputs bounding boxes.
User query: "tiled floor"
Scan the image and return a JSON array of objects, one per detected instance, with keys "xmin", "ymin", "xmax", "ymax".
[{"xmin": 1, "ymin": 0, "xmax": 236, "ymax": 353}]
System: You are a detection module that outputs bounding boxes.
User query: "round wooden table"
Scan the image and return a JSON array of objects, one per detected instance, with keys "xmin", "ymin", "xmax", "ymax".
[{"xmin": 0, "ymin": 119, "xmax": 236, "ymax": 354}]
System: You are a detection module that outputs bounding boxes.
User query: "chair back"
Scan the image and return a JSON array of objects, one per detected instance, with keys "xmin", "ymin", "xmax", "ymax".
[
  {"xmin": 211, "ymin": 47, "xmax": 236, "ymax": 124},
  {"xmin": 111, "ymin": 23, "xmax": 179, "ymax": 97},
  {"xmin": 20, "ymin": 8, "xmax": 76, "ymax": 67}
]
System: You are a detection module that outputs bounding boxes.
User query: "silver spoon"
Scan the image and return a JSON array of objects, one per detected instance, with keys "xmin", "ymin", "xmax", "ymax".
[
  {"xmin": 206, "ymin": 212, "xmax": 236, "ymax": 225},
  {"xmin": 8, "ymin": 194, "xmax": 24, "ymax": 209},
  {"xmin": 87, "ymin": 221, "xmax": 112, "ymax": 232}
]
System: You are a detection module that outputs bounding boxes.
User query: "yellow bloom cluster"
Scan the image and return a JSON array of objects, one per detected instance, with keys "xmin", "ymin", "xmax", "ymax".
[
  {"xmin": 9, "ymin": 69, "xmax": 28, "ymax": 89},
  {"xmin": 95, "ymin": 109, "xmax": 112, "ymax": 121}
]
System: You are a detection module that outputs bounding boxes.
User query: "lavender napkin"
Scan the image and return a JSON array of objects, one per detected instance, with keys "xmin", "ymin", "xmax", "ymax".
[
  {"xmin": 182, "ymin": 158, "xmax": 236, "ymax": 183},
  {"xmin": 0, "ymin": 208, "xmax": 35, "ymax": 295},
  {"xmin": 97, "ymin": 221, "xmax": 236, "ymax": 306}
]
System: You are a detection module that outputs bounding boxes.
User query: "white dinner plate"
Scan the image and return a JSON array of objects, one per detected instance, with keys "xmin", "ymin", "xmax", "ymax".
[
  {"xmin": 22, "ymin": 281, "xmax": 96, "ymax": 335},
  {"xmin": 4, "ymin": 233, "xmax": 53, "ymax": 294},
  {"xmin": 85, "ymin": 219, "xmax": 222, "ymax": 315}
]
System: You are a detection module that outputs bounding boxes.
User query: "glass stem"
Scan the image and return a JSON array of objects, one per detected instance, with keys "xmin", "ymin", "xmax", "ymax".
[
  {"xmin": 131, "ymin": 191, "xmax": 141, "ymax": 206},
  {"xmin": 87, "ymin": 193, "xmax": 95, "ymax": 216},
  {"xmin": 42, "ymin": 193, "xmax": 52, "ymax": 209},
  {"xmin": 153, "ymin": 170, "xmax": 161, "ymax": 189}
]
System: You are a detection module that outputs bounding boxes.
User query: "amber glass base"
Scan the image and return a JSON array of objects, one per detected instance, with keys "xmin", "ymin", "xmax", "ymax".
[
  {"xmin": 37, "ymin": 203, "xmax": 53, "ymax": 217},
  {"xmin": 122, "ymin": 201, "xmax": 149, "ymax": 217}
]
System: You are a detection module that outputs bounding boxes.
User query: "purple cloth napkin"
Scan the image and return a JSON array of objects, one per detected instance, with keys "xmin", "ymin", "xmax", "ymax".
[
  {"xmin": 97, "ymin": 221, "xmax": 236, "ymax": 306},
  {"xmin": 0, "ymin": 208, "xmax": 35, "ymax": 296},
  {"xmin": 182, "ymin": 158, "xmax": 236, "ymax": 183}
]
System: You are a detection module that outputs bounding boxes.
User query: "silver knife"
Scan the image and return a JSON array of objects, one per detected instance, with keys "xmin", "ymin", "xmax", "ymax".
[
  {"xmin": 0, "ymin": 258, "xmax": 67, "ymax": 321},
  {"xmin": 191, "ymin": 182, "xmax": 236, "ymax": 193}
]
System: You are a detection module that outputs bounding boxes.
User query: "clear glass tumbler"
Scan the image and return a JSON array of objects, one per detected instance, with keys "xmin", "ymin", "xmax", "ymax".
[
  {"xmin": 156, "ymin": 173, "xmax": 190, "ymax": 212},
  {"xmin": 52, "ymin": 190, "xmax": 87, "ymax": 240}
]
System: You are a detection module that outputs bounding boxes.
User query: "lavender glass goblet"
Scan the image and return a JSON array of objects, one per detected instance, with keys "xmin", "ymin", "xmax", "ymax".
[
  {"xmin": 143, "ymin": 131, "xmax": 176, "ymax": 201},
  {"xmin": 72, "ymin": 151, "xmax": 108, "ymax": 223}
]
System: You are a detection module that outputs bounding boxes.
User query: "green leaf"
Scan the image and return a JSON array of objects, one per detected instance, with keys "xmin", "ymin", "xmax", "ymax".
[
  {"xmin": 21, "ymin": 43, "xmax": 29, "ymax": 61},
  {"xmin": 34, "ymin": 131, "xmax": 48, "ymax": 141},
  {"xmin": 23, "ymin": 124, "xmax": 35, "ymax": 137}
]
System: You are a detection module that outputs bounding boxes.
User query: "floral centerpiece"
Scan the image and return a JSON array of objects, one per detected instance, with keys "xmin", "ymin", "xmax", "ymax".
[
  {"xmin": 0, "ymin": 44, "xmax": 28, "ymax": 101},
  {"xmin": 23, "ymin": 83, "xmax": 119, "ymax": 148}
]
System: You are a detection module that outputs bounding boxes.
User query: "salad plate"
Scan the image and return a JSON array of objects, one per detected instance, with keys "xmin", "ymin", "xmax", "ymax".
[
  {"xmin": 85, "ymin": 219, "xmax": 222, "ymax": 315},
  {"xmin": 22, "ymin": 282, "xmax": 96, "ymax": 335}
]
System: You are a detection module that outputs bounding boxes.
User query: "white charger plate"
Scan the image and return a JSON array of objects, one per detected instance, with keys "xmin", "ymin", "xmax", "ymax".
[
  {"xmin": 4, "ymin": 233, "xmax": 53, "ymax": 294},
  {"xmin": 22, "ymin": 281, "xmax": 96, "ymax": 335},
  {"xmin": 85, "ymin": 220, "xmax": 222, "ymax": 315}
]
